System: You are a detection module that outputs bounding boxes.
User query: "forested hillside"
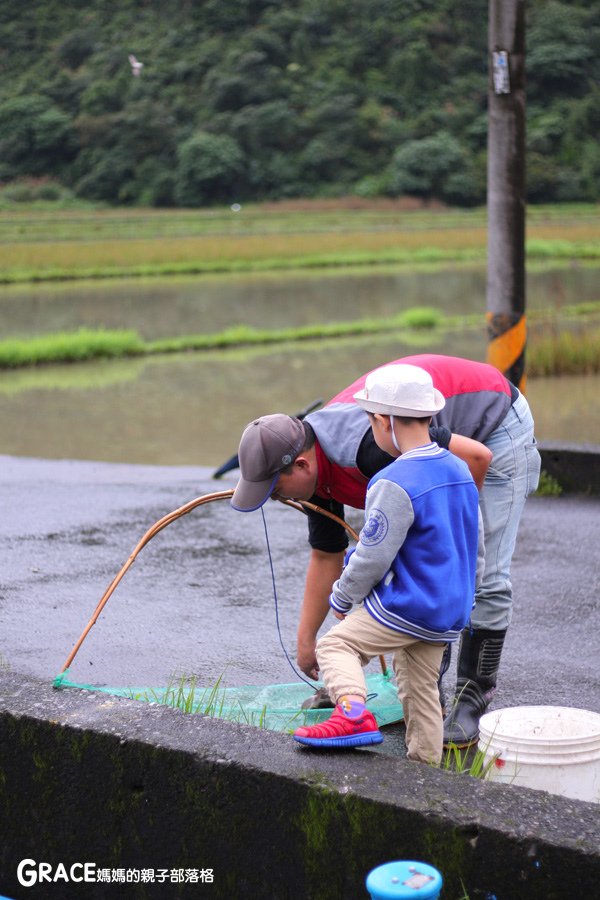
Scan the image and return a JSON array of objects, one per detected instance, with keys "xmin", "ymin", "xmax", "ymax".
[{"xmin": 0, "ymin": 0, "xmax": 598, "ymax": 207}]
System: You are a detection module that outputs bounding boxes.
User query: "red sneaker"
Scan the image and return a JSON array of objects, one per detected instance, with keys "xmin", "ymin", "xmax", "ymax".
[{"xmin": 293, "ymin": 703, "xmax": 383, "ymax": 748}]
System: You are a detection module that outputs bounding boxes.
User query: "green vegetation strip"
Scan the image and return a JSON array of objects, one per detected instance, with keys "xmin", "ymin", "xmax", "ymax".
[
  {"xmin": 0, "ymin": 203, "xmax": 598, "ymax": 243},
  {"xmin": 1, "ymin": 304, "xmax": 600, "ymax": 375},
  {"xmin": 1, "ymin": 240, "xmax": 600, "ymax": 285},
  {"xmin": 0, "ymin": 249, "xmax": 478, "ymax": 284},
  {"xmin": 526, "ymin": 327, "xmax": 600, "ymax": 377},
  {"xmin": 0, "ymin": 329, "xmax": 145, "ymax": 367},
  {"xmin": 0, "ymin": 309, "xmax": 442, "ymax": 369}
]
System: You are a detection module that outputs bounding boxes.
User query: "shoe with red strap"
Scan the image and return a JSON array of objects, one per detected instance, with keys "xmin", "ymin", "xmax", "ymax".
[{"xmin": 293, "ymin": 698, "xmax": 383, "ymax": 748}]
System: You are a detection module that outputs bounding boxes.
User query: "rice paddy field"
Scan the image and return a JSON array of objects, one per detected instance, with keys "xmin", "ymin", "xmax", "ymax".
[
  {"xmin": 1, "ymin": 199, "xmax": 599, "ymax": 463},
  {"xmin": 1, "ymin": 200, "xmax": 599, "ymax": 283}
]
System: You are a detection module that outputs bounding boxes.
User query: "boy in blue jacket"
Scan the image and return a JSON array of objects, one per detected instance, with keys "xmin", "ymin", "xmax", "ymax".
[{"xmin": 293, "ymin": 363, "xmax": 483, "ymax": 764}]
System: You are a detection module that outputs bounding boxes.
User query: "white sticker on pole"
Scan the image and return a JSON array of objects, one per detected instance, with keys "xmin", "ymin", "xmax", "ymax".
[{"xmin": 493, "ymin": 50, "xmax": 511, "ymax": 94}]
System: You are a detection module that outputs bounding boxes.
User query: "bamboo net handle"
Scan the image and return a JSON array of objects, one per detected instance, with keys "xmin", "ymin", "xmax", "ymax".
[
  {"xmin": 280, "ymin": 498, "xmax": 359, "ymax": 542},
  {"xmin": 57, "ymin": 489, "xmax": 388, "ymax": 678},
  {"xmin": 58, "ymin": 490, "xmax": 235, "ymax": 673}
]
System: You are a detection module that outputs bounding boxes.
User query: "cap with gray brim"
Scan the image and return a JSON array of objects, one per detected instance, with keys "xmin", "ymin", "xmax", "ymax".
[
  {"xmin": 353, "ymin": 363, "xmax": 446, "ymax": 417},
  {"xmin": 231, "ymin": 414, "xmax": 305, "ymax": 512}
]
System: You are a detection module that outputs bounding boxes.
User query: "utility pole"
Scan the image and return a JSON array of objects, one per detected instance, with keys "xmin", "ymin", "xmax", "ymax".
[{"xmin": 486, "ymin": 0, "xmax": 527, "ymax": 390}]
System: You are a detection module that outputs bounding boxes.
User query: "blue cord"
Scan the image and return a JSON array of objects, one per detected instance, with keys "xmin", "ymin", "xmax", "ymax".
[{"xmin": 261, "ymin": 506, "xmax": 318, "ymax": 692}]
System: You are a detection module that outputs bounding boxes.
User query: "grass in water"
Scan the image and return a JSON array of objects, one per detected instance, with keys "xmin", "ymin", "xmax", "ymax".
[
  {"xmin": 0, "ymin": 328, "xmax": 145, "ymax": 367},
  {"xmin": 2, "ymin": 305, "xmax": 600, "ymax": 375},
  {"xmin": 0, "ymin": 308, "xmax": 442, "ymax": 369},
  {"xmin": 527, "ymin": 327, "xmax": 600, "ymax": 376}
]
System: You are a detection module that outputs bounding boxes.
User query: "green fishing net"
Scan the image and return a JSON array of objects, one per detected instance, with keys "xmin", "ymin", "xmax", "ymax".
[
  {"xmin": 54, "ymin": 669, "xmax": 403, "ymax": 733},
  {"xmin": 53, "ymin": 491, "xmax": 405, "ymax": 734}
]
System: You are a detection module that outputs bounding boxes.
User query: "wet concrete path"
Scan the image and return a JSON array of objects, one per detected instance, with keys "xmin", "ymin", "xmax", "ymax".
[{"xmin": 1, "ymin": 455, "xmax": 598, "ymax": 758}]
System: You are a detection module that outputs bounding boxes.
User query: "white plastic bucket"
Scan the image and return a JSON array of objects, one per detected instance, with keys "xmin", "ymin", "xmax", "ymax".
[{"xmin": 479, "ymin": 705, "xmax": 600, "ymax": 803}]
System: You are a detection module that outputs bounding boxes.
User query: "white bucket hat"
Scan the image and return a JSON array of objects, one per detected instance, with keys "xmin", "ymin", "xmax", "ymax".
[{"xmin": 354, "ymin": 363, "xmax": 446, "ymax": 417}]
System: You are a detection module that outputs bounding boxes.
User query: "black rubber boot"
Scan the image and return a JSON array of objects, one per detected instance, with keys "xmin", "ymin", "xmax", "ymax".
[{"xmin": 443, "ymin": 628, "xmax": 507, "ymax": 748}]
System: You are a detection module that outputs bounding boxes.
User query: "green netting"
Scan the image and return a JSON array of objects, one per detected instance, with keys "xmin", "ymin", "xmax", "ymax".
[
  {"xmin": 53, "ymin": 493, "xmax": 404, "ymax": 735},
  {"xmin": 53, "ymin": 670, "xmax": 403, "ymax": 733}
]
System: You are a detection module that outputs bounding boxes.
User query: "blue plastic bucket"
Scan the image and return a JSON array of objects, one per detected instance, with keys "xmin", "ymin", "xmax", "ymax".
[{"xmin": 366, "ymin": 860, "xmax": 442, "ymax": 899}]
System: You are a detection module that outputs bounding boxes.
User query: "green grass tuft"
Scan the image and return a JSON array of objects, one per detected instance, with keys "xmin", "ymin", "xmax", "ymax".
[
  {"xmin": 130, "ymin": 674, "xmax": 299, "ymax": 729},
  {"xmin": 439, "ymin": 742, "xmax": 499, "ymax": 779},
  {"xmin": 535, "ymin": 471, "xmax": 563, "ymax": 496},
  {"xmin": 0, "ymin": 328, "xmax": 145, "ymax": 368},
  {"xmin": 527, "ymin": 328, "xmax": 600, "ymax": 376}
]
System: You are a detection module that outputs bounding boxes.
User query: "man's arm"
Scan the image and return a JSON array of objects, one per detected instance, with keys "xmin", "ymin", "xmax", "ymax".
[
  {"xmin": 447, "ymin": 434, "xmax": 492, "ymax": 490},
  {"xmin": 296, "ymin": 548, "xmax": 344, "ymax": 679}
]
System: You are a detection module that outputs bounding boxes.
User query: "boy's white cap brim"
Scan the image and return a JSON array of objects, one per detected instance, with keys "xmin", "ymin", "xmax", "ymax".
[
  {"xmin": 354, "ymin": 389, "xmax": 445, "ymax": 416},
  {"xmin": 353, "ymin": 363, "xmax": 446, "ymax": 417}
]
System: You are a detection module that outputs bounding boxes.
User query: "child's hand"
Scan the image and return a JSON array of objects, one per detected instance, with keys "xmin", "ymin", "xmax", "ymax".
[{"xmin": 329, "ymin": 587, "xmax": 352, "ymax": 617}]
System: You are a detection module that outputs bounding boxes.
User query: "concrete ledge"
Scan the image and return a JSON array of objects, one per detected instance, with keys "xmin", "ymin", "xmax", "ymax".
[
  {"xmin": 539, "ymin": 442, "xmax": 600, "ymax": 494},
  {"xmin": 0, "ymin": 672, "xmax": 598, "ymax": 899}
]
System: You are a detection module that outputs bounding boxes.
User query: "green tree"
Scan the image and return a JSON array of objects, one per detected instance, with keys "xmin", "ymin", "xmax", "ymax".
[
  {"xmin": 528, "ymin": 2, "xmax": 596, "ymax": 97},
  {"xmin": 55, "ymin": 27, "xmax": 97, "ymax": 70},
  {"xmin": 0, "ymin": 0, "xmax": 597, "ymax": 206},
  {"xmin": 73, "ymin": 146, "xmax": 134, "ymax": 202},
  {"xmin": 389, "ymin": 132, "xmax": 466, "ymax": 200},
  {"xmin": 0, "ymin": 95, "xmax": 77, "ymax": 179},
  {"xmin": 174, "ymin": 131, "xmax": 245, "ymax": 206}
]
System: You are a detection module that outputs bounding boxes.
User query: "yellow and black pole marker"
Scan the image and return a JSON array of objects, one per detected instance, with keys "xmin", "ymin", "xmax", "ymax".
[
  {"xmin": 487, "ymin": 310, "xmax": 527, "ymax": 393},
  {"xmin": 486, "ymin": 0, "xmax": 527, "ymax": 393}
]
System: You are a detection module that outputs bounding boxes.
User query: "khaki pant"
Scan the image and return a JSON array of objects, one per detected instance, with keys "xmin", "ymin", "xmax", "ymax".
[{"xmin": 316, "ymin": 607, "xmax": 445, "ymax": 765}]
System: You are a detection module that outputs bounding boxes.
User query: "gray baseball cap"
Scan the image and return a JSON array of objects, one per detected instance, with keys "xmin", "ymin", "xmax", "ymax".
[{"xmin": 231, "ymin": 414, "xmax": 305, "ymax": 512}]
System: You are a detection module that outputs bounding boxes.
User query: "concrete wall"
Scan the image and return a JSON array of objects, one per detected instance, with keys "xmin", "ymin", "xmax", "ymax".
[
  {"xmin": 1, "ymin": 672, "xmax": 598, "ymax": 900},
  {"xmin": 539, "ymin": 442, "xmax": 600, "ymax": 494}
]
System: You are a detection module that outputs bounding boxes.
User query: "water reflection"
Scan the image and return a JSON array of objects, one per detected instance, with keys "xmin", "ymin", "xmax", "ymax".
[
  {"xmin": 1, "ymin": 332, "xmax": 598, "ymax": 465},
  {"xmin": 1, "ymin": 263, "xmax": 598, "ymax": 340}
]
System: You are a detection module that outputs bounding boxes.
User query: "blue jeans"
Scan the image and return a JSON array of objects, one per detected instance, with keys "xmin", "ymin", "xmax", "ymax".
[{"xmin": 474, "ymin": 392, "xmax": 541, "ymax": 630}]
